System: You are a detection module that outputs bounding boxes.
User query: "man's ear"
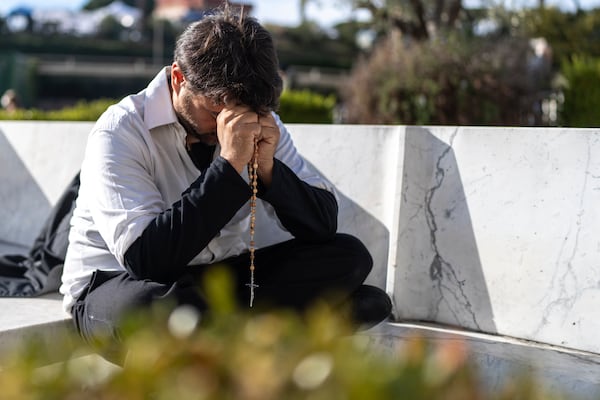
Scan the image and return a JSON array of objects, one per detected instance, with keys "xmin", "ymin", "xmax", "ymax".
[{"xmin": 171, "ymin": 62, "xmax": 185, "ymax": 93}]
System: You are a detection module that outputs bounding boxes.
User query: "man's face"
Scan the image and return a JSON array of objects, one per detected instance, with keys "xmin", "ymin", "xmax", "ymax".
[
  {"xmin": 174, "ymin": 85, "xmax": 223, "ymax": 146},
  {"xmin": 170, "ymin": 63, "xmax": 224, "ymax": 146}
]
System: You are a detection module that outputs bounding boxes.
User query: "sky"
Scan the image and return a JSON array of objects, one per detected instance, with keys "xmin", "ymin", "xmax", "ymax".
[
  {"xmin": 0, "ymin": 0, "xmax": 358, "ymax": 27},
  {"xmin": 1, "ymin": 0, "xmax": 599, "ymax": 26}
]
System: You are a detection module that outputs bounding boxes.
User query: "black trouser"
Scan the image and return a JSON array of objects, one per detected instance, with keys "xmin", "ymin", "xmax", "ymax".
[{"xmin": 72, "ymin": 233, "xmax": 373, "ymax": 345}]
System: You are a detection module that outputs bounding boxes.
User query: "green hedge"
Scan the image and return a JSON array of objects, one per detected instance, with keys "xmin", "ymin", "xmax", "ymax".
[
  {"xmin": 0, "ymin": 98, "xmax": 115, "ymax": 121},
  {"xmin": 279, "ymin": 89, "xmax": 336, "ymax": 123},
  {"xmin": 0, "ymin": 90, "xmax": 336, "ymax": 123},
  {"xmin": 560, "ymin": 56, "xmax": 600, "ymax": 127}
]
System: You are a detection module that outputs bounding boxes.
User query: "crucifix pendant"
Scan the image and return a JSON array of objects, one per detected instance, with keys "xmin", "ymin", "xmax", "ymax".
[{"xmin": 246, "ymin": 269, "xmax": 258, "ymax": 307}]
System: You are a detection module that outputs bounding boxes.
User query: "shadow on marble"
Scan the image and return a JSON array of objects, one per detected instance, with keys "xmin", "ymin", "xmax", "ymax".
[
  {"xmin": 393, "ymin": 127, "xmax": 496, "ymax": 333},
  {"xmin": 0, "ymin": 129, "xmax": 51, "ymax": 248},
  {"xmin": 303, "ymin": 159, "xmax": 390, "ymax": 290}
]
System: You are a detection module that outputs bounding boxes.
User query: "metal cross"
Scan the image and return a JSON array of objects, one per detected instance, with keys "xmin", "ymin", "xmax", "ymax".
[{"xmin": 246, "ymin": 270, "xmax": 259, "ymax": 308}]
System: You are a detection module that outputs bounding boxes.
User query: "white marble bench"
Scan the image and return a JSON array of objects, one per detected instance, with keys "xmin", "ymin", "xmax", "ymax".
[
  {"xmin": 0, "ymin": 122, "xmax": 91, "ymax": 360},
  {"xmin": 1, "ymin": 122, "xmax": 599, "ymax": 397}
]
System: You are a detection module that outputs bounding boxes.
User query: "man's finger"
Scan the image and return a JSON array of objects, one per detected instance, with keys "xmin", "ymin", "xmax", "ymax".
[
  {"xmin": 258, "ymin": 113, "xmax": 277, "ymax": 126},
  {"xmin": 220, "ymin": 105, "xmax": 255, "ymax": 119}
]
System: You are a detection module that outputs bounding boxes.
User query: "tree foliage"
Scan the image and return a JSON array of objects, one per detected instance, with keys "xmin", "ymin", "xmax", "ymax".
[
  {"xmin": 82, "ymin": 0, "xmax": 156, "ymax": 40},
  {"xmin": 350, "ymin": 0, "xmax": 465, "ymax": 41},
  {"xmin": 343, "ymin": 33, "xmax": 552, "ymax": 125},
  {"xmin": 97, "ymin": 15, "xmax": 125, "ymax": 40},
  {"xmin": 83, "ymin": 0, "xmax": 154, "ymax": 14},
  {"xmin": 520, "ymin": 7, "xmax": 600, "ymax": 64},
  {"xmin": 560, "ymin": 56, "xmax": 600, "ymax": 127},
  {"xmin": 270, "ymin": 23, "xmax": 360, "ymax": 69}
]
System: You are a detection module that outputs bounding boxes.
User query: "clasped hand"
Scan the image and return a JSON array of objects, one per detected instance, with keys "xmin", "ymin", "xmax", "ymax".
[{"xmin": 217, "ymin": 105, "xmax": 279, "ymax": 186}]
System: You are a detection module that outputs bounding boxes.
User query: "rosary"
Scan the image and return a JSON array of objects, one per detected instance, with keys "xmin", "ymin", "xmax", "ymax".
[{"xmin": 246, "ymin": 139, "xmax": 259, "ymax": 307}]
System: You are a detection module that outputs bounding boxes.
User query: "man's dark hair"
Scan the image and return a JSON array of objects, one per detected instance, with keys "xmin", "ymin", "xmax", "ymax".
[{"xmin": 174, "ymin": 9, "xmax": 283, "ymax": 114}]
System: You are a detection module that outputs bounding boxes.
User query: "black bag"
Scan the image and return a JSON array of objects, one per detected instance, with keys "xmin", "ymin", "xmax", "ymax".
[{"xmin": 0, "ymin": 173, "xmax": 80, "ymax": 297}]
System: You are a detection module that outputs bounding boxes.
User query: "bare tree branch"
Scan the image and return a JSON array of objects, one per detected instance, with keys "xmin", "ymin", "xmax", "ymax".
[
  {"xmin": 447, "ymin": 0, "xmax": 463, "ymax": 27},
  {"xmin": 407, "ymin": 0, "xmax": 429, "ymax": 38},
  {"xmin": 434, "ymin": 0, "xmax": 445, "ymax": 26}
]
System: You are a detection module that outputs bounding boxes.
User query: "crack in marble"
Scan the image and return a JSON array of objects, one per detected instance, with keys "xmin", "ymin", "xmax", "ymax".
[
  {"xmin": 533, "ymin": 135, "xmax": 592, "ymax": 337},
  {"xmin": 423, "ymin": 130, "xmax": 481, "ymax": 331},
  {"xmin": 397, "ymin": 167, "xmax": 426, "ymax": 241}
]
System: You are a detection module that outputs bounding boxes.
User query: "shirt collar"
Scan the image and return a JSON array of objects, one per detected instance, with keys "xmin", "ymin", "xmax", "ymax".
[{"xmin": 143, "ymin": 66, "xmax": 179, "ymax": 130}]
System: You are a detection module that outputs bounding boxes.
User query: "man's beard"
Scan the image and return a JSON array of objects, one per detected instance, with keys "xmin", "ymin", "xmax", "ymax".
[{"xmin": 176, "ymin": 92, "xmax": 218, "ymax": 145}]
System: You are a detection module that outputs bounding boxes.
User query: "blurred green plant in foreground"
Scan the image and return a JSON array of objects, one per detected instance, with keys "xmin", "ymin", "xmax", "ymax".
[{"xmin": 0, "ymin": 268, "xmax": 560, "ymax": 400}]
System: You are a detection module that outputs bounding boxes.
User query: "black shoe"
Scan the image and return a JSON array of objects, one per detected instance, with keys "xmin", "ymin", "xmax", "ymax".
[{"xmin": 348, "ymin": 284, "xmax": 392, "ymax": 330}]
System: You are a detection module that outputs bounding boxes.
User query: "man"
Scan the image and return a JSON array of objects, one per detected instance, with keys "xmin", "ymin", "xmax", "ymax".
[{"xmin": 60, "ymin": 9, "xmax": 391, "ymax": 345}]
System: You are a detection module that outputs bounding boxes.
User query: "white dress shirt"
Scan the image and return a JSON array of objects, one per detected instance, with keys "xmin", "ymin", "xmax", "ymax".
[{"xmin": 60, "ymin": 67, "xmax": 335, "ymax": 313}]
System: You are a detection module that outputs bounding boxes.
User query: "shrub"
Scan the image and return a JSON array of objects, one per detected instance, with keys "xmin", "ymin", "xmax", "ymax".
[
  {"xmin": 278, "ymin": 89, "xmax": 336, "ymax": 123},
  {"xmin": 0, "ymin": 98, "xmax": 115, "ymax": 121},
  {"xmin": 0, "ymin": 90, "xmax": 336, "ymax": 124},
  {"xmin": 560, "ymin": 56, "xmax": 600, "ymax": 127},
  {"xmin": 0, "ymin": 269, "xmax": 562, "ymax": 400},
  {"xmin": 343, "ymin": 34, "xmax": 553, "ymax": 126}
]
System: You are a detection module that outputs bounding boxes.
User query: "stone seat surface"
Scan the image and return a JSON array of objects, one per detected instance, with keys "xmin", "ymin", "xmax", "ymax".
[
  {"xmin": 0, "ymin": 293, "xmax": 71, "ymax": 358},
  {"xmin": 366, "ymin": 322, "xmax": 600, "ymax": 398}
]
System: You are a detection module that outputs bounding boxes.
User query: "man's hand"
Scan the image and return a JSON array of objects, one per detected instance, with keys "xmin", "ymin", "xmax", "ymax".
[
  {"xmin": 217, "ymin": 106, "xmax": 280, "ymax": 186},
  {"xmin": 256, "ymin": 112, "xmax": 280, "ymax": 187},
  {"xmin": 217, "ymin": 105, "xmax": 261, "ymax": 174}
]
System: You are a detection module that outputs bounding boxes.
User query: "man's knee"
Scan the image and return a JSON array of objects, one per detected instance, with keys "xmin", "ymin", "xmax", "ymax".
[
  {"xmin": 331, "ymin": 233, "xmax": 373, "ymax": 282},
  {"xmin": 118, "ymin": 275, "xmax": 206, "ymax": 312},
  {"xmin": 74, "ymin": 276, "xmax": 194, "ymax": 344}
]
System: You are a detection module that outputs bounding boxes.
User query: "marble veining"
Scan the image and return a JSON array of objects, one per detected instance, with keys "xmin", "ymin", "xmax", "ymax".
[
  {"xmin": 393, "ymin": 126, "xmax": 600, "ymax": 354},
  {"xmin": 423, "ymin": 129, "xmax": 481, "ymax": 330}
]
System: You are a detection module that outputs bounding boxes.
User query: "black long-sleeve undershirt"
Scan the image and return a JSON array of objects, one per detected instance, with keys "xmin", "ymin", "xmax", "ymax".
[
  {"xmin": 123, "ymin": 156, "xmax": 250, "ymax": 282},
  {"xmin": 258, "ymin": 159, "xmax": 338, "ymax": 242},
  {"xmin": 123, "ymin": 152, "xmax": 338, "ymax": 283}
]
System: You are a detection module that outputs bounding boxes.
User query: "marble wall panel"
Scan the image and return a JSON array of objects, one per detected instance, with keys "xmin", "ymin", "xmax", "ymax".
[
  {"xmin": 393, "ymin": 126, "xmax": 600, "ymax": 354},
  {"xmin": 287, "ymin": 124, "xmax": 404, "ymax": 289},
  {"xmin": 0, "ymin": 121, "xmax": 92, "ymax": 247}
]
